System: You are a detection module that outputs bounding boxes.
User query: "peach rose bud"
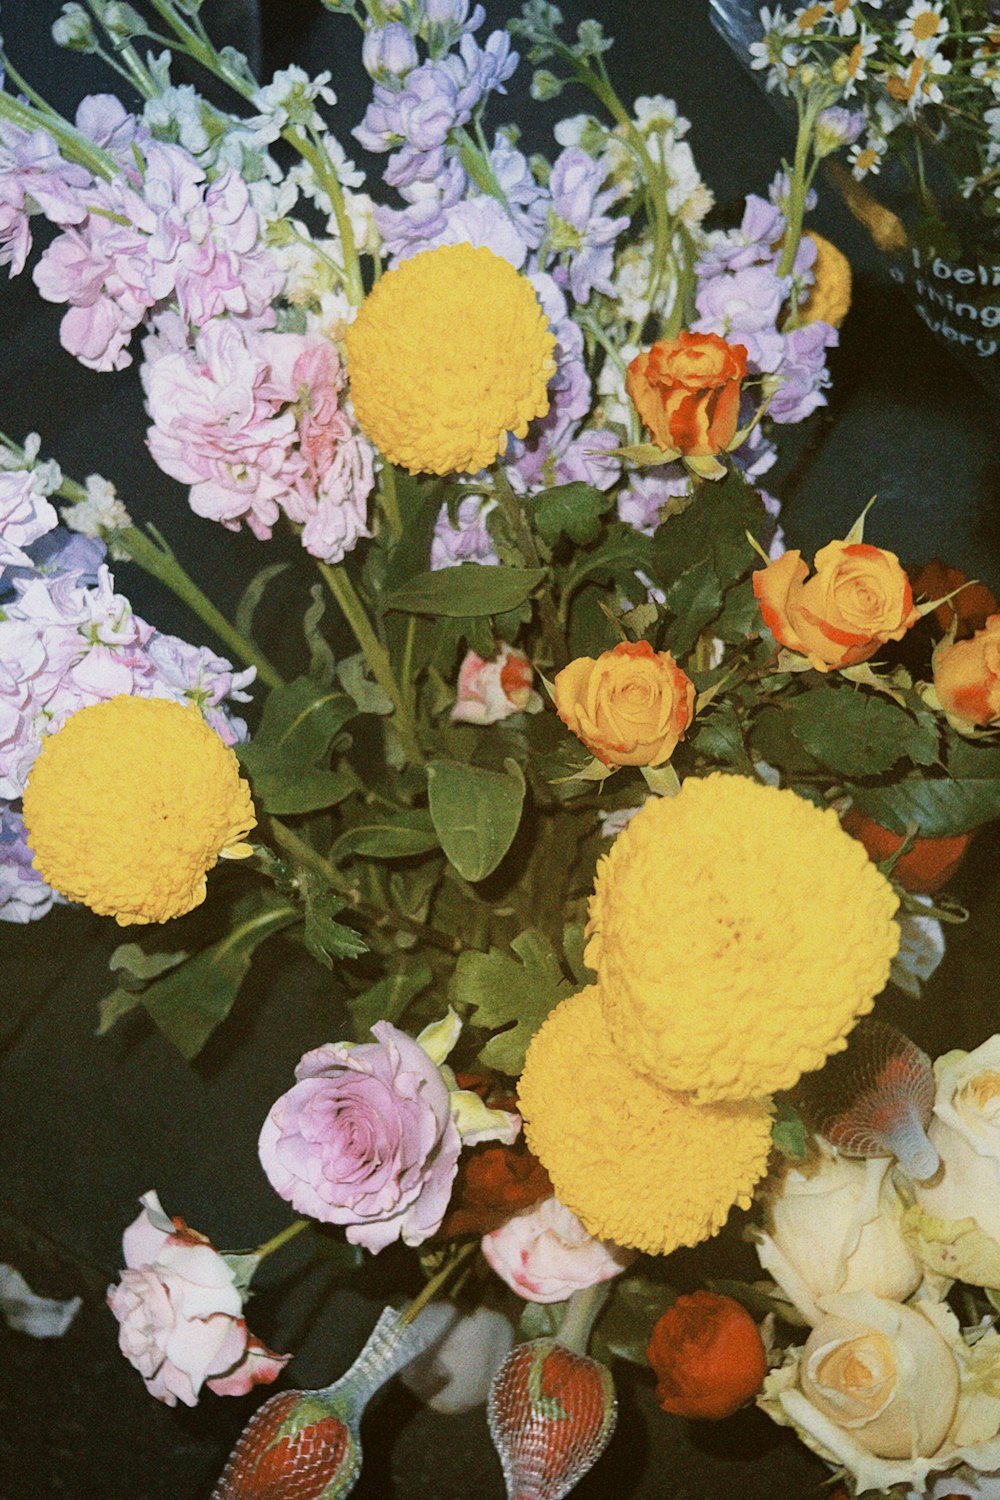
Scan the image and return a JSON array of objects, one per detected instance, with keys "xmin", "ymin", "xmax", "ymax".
[
  {"xmin": 626, "ymin": 331, "xmax": 748, "ymax": 457},
  {"xmin": 932, "ymin": 614, "xmax": 1000, "ymax": 728},
  {"xmin": 553, "ymin": 640, "xmax": 695, "ymax": 768}
]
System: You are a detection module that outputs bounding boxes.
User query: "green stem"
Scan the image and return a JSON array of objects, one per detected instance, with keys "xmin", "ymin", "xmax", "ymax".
[
  {"xmin": 253, "ymin": 1218, "xmax": 309, "ymax": 1261},
  {"xmin": 115, "ymin": 523, "xmax": 284, "ymax": 690},
  {"xmin": 299, "ymin": 123, "xmax": 365, "ymax": 307},
  {"xmin": 318, "ymin": 563, "xmax": 424, "ymax": 764},
  {"xmin": 492, "ymin": 470, "xmax": 566, "ymax": 670},
  {"xmin": 266, "ymin": 817, "xmax": 462, "ymax": 953},
  {"xmin": 558, "ymin": 1280, "xmax": 612, "ymax": 1355},
  {"xmin": 0, "ymin": 76, "xmax": 117, "ymax": 179},
  {"xmin": 401, "ymin": 1242, "xmax": 478, "ymax": 1327},
  {"xmin": 778, "ymin": 91, "xmax": 821, "ymax": 284},
  {"xmin": 378, "ymin": 462, "xmax": 402, "ymax": 541}
]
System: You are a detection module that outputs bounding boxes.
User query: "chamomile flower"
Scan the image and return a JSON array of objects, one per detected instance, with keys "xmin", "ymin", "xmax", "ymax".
[
  {"xmin": 837, "ymin": 24, "xmax": 878, "ymax": 96},
  {"xmin": 849, "ymin": 135, "xmax": 885, "ymax": 177},
  {"xmin": 829, "ymin": 0, "xmax": 858, "ymax": 37},
  {"xmin": 897, "ymin": 1, "xmax": 948, "ymax": 58}
]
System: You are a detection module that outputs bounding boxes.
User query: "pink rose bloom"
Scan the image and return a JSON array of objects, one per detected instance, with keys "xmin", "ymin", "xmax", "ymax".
[
  {"xmin": 451, "ymin": 644, "xmax": 542, "ymax": 725},
  {"xmin": 107, "ymin": 1190, "xmax": 289, "ymax": 1408},
  {"xmin": 258, "ymin": 1022, "xmax": 462, "ymax": 1254},
  {"xmin": 481, "ymin": 1196, "xmax": 633, "ymax": 1304}
]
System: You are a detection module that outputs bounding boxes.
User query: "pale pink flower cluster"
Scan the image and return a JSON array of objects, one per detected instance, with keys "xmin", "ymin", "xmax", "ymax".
[
  {"xmin": 0, "ymin": 468, "xmax": 59, "ymax": 570},
  {"xmin": 144, "ymin": 321, "xmax": 373, "ymax": 562},
  {"xmin": 451, "ymin": 645, "xmax": 542, "ymax": 724},
  {"xmin": 107, "ymin": 1191, "xmax": 289, "ymax": 1408},
  {"xmin": 31, "ymin": 125, "xmax": 282, "ymax": 371}
]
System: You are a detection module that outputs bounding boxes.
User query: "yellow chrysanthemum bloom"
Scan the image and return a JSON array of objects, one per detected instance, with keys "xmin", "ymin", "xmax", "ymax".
[
  {"xmin": 519, "ymin": 986, "xmax": 773, "ymax": 1255},
  {"xmin": 585, "ymin": 774, "xmax": 899, "ymax": 1105},
  {"xmin": 344, "ymin": 243, "xmax": 557, "ymax": 475},
  {"xmin": 23, "ymin": 696, "xmax": 256, "ymax": 926},
  {"xmin": 799, "ymin": 232, "xmax": 852, "ymax": 328}
]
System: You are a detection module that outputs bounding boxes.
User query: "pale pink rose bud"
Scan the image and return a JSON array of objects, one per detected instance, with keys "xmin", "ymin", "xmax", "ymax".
[
  {"xmin": 107, "ymin": 1190, "xmax": 289, "ymax": 1408},
  {"xmin": 481, "ymin": 1196, "xmax": 633, "ymax": 1304},
  {"xmin": 451, "ymin": 644, "xmax": 542, "ymax": 725}
]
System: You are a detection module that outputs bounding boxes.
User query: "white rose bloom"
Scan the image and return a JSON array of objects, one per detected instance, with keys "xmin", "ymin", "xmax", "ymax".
[
  {"xmin": 755, "ymin": 1144, "xmax": 922, "ymax": 1325},
  {"xmin": 911, "ymin": 1037, "xmax": 1000, "ymax": 1286}
]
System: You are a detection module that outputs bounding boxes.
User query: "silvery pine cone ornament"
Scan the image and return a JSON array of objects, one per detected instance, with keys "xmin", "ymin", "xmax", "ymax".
[
  {"xmin": 212, "ymin": 1305, "xmax": 437, "ymax": 1499},
  {"xmin": 487, "ymin": 1337, "xmax": 617, "ymax": 1500},
  {"xmin": 811, "ymin": 1018, "xmax": 938, "ymax": 1182}
]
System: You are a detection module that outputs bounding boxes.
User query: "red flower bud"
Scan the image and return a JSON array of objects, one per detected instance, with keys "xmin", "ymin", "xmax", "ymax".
[{"xmin": 646, "ymin": 1291, "xmax": 766, "ymax": 1420}]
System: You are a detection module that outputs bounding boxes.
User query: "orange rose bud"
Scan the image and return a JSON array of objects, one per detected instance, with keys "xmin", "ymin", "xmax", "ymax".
[
  {"xmin": 753, "ymin": 539, "xmax": 919, "ymax": 672},
  {"xmin": 626, "ymin": 331, "xmax": 748, "ymax": 457},
  {"xmin": 841, "ymin": 809, "xmax": 971, "ymax": 895},
  {"xmin": 553, "ymin": 640, "xmax": 695, "ymax": 768},
  {"xmin": 646, "ymin": 1291, "xmax": 767, "ymax": 1420},
  {"xmin": 934, "ymin": 615, "xmax": 1000, "ymax": 728},
  {"xmin": 910, "ymin": 559, "xmax": 998, "ymax": 641}
]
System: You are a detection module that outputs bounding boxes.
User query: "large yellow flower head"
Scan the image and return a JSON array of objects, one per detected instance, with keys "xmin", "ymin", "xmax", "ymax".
[
  {"xmin": 586, "ymin": 773, "xmax": 899, "ymax": 1105},
  {"xmin": 518, "ymin": 986, "xmax": 773, "ymax": 1255},
  {"xmin": 344, "ymin": 243, "xmax": 557, "ymax": 476},
  {"xmin": 23, "ymin": 696, "xmax": 256, "ymax": 926}
]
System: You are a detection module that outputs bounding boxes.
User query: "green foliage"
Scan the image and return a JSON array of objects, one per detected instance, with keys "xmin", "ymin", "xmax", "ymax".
[
  {"xmin": 849, "ymin": 737, "xmax": 1000, "ymax": 836},
  {"xmin": 237, "ymin": 676, "xmax": 359, "ymax": 814},
  {"xmin": 592, "ymin": 1273, "xmax": 677, "ymax": 1367},
  {"xmin": 782, "ymin": 686, "xmax": 938, "ymax": 779},
  {"xmin": 300, "ymin": 875, "xmax": 368, "ymax": 968},
  {"xmin": 331, "ymin": 808, "xmax": 439, "ymax": 860},
  {"xmin": 650, "ymin": 469, "xmax": 765, "ymax": 643},
  {"xmin": 382, "ymin": 563, "xmax": 546, "ymax": 617},
  {"xmin": 426, "ymin": 758, "xmax": 526, "ymax": 881},
  {"xmin": 234, "ymin": 562, "xmax": 291, "ymax": 646},
  {"xmin": 453, "ymin": 928, "xmax": 576, "ymax": 1073},
  {"xmin": 531, "ymin": 482, "xmax": 611, "ymax": 547},
  {"xmin": 347, "ymin": 963, "xmax": 433, "ymax": 1042},
  {"xmin": 771, "ymin": 1100, "xmax": 808, "ymax": 1161}
]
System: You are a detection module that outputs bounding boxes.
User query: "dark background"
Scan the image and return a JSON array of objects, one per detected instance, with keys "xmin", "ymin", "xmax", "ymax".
[{"xmin": 2, "ymin": 3, "xmax": 1000, "ymax": 1497}]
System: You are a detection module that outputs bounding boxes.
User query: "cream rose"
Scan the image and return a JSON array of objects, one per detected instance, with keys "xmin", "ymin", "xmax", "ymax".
[
  {"xmin": 754, "ymin": 1146, "xmax": 922, "ymax": 1325},
  {"xmin": 910, "ymin": 1037, "xmax": 1000, "ymax": 1285}
]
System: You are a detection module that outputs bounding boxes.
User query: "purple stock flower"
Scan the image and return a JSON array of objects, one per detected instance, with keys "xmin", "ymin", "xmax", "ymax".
[
  {"xmin": 617, "ymin": 468, "xmax": 691, "ymax": 536},
  {"xmin": 767, "ymin": 320, "xmax": 838, "ymax": 424},
  {"xmin": 257, "ymin": 1022, "xmax": 463, "ymax": 1253},
  {"xmin": 0, "ymin": 468, "xmax": 59, "ymax": 571},
  {"xmin": 548, "ymin": 147, "xmax": 629, "ymax": 304},
  {"xmin": 694, "ymin": 262, "xmax": 787, "ymax": 335},
  {"xmin": 0, "ymin": 121, "xmax": 91, "ymax": 276},
  {"xmin": 431, "ymin": 494, "xmax": 499, "ymax": 569},
  {"xmin": 0, "ymin": 804, "xmax": 58, "ymax": 923},
  {"xmin": 362, "ymin": 23, "xmax": 419, "ymax": 82}
]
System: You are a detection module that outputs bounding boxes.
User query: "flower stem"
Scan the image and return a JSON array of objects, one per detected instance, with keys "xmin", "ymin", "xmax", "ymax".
[
  {"xmin": 253, "ymin": 1218, "xmax": 310, "ymax": 1261},
  {"xmin": 558, "ymin": 1281, "xmax": 613, "ymax": 1355},
  {"xmin": 491, "ymin": 470, "xmax": 566, "ymax": 671},
  {"xmin": 401, "ymin": 1241, "xmax": 479, "ymax": 1327},
  {"xmin": 318, "ymin": 562, "xmax": 424, "ymax": 764}
]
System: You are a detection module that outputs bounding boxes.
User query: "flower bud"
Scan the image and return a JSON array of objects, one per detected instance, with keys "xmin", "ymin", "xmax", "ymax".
[
  {"xmin": 52, "ymin": 3, "xmax": 98, "ymax": 49},
  {"xmin": 362, "ymin": 23, "xmax": 418, "ymax": 81}
]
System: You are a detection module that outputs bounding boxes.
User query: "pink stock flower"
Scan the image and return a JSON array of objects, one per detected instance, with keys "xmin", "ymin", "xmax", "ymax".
[
  {"xmin": 0, "ymin": 469, "xmax": 59, "ymax": 569},
  {"xmin": 481, "ymin": 1196, "xmax": 633, "ymax": 1304},
  {"xmin": 258, "ymin": 1022, "xmax": 462, "ymax": 1254},
  {"xmin": 107, "ymin": 1190, "xmax": 289, "ymax": 1408},
  {"xmin": 451, "ymin": 644, "xmax": 542, "ymax": 724}
]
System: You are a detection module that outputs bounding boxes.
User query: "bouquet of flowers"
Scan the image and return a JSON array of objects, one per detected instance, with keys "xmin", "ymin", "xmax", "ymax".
[
  {"xmin": 4, "ymin": 2, "xmax": 1000, "ymax": 1496},
  {"xmin": 710, "ymin": 0, "xmax": 1000, "ymax": 391}
]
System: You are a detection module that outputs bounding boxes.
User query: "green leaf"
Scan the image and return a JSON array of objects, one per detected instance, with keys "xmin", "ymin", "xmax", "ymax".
[
  {"xmin": 234, "ymin": 562, "xmax": 291, "ymax": 645},
  {"xmin": 592, "ymin": 1274, "xmax": 676, "ymax": 1367},
  {"xmin": 237, "ymin": 677, "xmax": 359, "ymax": 814},
  {"xmin": 650, "ymin": 467, "xmax": 764, "ymax": 591},
  {"xmin": 337, "ymin": 651, "xmax": 393, "ymax": 715},
  {"xmin": 560, "ymin": 525, "xmax": 652, "ymax": 602},
  {"xmin": 783, "ymin": 688, "xmax": 936, "ymax": 779},
  {"xmin": 109, "ymin": 943, "xmax": 189, "ymax": 991},
  {"xmin": 348, "ymin": 963, "xmax": 433, "ymax": 1042},
  {"xmin": 713, "ymin": 577, "xmax": 761, "ymax": 644},
  {"xmin": 772, "ymin": 1101, "xmax": 808, "ymax": 1161},
  {"xmin": 750, "ymin": 705, "xmax": 822, "ymax": 775},
  {"xmin": 332, "ymin": 809, "xmax": 439, "ymax": 861},
  {"xmin": 532, "ymin": 482, "xmax": 610, "ymax": 547},
  {"xmin": 382, "ymin": 564, "xmax": 546, "ymax": 618},
  {"xmin": 849, "ymin": 774, "xmax": 1000, "ymax": 837},
  {"xmin": 454, "ymin": 928, "xmax": 576, "ymax": 1074},
  {"xmin": 662, "ymin": 557, "xmax": 724, "ymax": 657},
  {"xmin": 691, "ymin": 703, "xmax": 754, "ymax": 773},
  {"xmin": 302, "ymin": 583, "xmax": 337, "ymax": 685},
  {"xmin": 300, "ymin": 876, "xmax": 368, "ymax": 968},
  {"xmin": 139, "ymin": 896, "xmax": 299, "ymax": 1058},
  {"xmin": 96, "ymin": 987, "xmax": 143, "ymax": 1036},
  {"xmin": 427, "ymin": 758, "xmax": 525, "ymax": 882}
]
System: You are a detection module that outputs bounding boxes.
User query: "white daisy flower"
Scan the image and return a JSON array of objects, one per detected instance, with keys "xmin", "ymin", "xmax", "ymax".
[{"xmin": 897, "ymin": 1, "xmax": 948, "ymax": 57}]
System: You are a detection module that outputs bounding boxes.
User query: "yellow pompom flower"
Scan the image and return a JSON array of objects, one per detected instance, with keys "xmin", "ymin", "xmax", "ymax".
[
  {"xmin": 344, "ymin": 243, "xmax": 557, "ymax": 476},
  {"xmin": 518, "ymin": 986, "xmax": 773, "ymax": 1255},
  {"xmin": 799, "ymin": 232, "xmax": 852, "ymax": 328},
  {"xmin": 23, "ymin": 696, "xmax": 256, "ymax": 926},
  {"xmin": 585, "ymin": 774, "xmax": 899, "ymax": 1105}
]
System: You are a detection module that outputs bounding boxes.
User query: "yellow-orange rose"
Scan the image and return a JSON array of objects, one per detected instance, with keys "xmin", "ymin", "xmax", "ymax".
[
  {"xmin": 625, "ymin": 331, "xmax": 748, "ymax": 457},
  {"xmin": 553, "ymin": 641, "xmax": 695, "ymax": 767},
  {"xmin": 932, "ymin": 614, "xmax": 1000, "ymax": 727},
  {"xmin": 753, "ymin": 539, "xmax": 919, "ymax": 672}
]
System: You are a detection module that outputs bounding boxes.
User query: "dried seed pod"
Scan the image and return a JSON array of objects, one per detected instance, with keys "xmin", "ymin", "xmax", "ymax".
[
  {"xmin": 812, "ymin": 1018, "xmax": 938, "ymax": 1182},
  {"xmin": 487, "ymin": 1338, "xmax": 617, "ymax": 1500}
]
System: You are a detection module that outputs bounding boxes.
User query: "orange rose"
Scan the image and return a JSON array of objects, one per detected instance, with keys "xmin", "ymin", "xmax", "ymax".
[
  {"xmin": 625, "ymin": 331, "xmax": 748, "ymax": 457},
  {"xmin": 646, "ymin": 1291, "xmax": 767, "ymax": 1419},
  {"xmin": 841, "ymin": 809, "xmax": 971, "ymax": 895},
  {"xmin": 933, "ymin": 614, "xmax": 1000, "ymax": 727},
  {"xmin": 753, "ymin": 538, "xmax": 919, "ymax": 671},
  {"xmin": 553, "ymin": 640, "xmax": 695, "ymax": 767}
]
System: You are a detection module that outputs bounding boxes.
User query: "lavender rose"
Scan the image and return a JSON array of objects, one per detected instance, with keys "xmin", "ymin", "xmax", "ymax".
[{"xmin": 259, "ymin": 1022, "xmax": 462, "ymax": 1254}]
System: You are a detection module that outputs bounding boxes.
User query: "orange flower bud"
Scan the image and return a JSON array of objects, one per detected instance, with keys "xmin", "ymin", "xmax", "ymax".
[
  {"xmin": 553, "ymin": 640, "xmax": 695, "ymax": 768},
  {"xmin": 933, "ymin": 615, "xmax": 1000, "ymax": 728},
  {"xmin": 841, "ymin": 809, "xmax": 971, "ymax": 895},
  {"xmin": 626, "ymin": 331, "xmax": 748, "ymax": 457},
  {"xmin": 754, "ymin": 539, "xmax": 918, "ymax": 672},
  {"xmin": 646, "ymin": 1291, "xmax": 767, "ymax": 1420}
]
